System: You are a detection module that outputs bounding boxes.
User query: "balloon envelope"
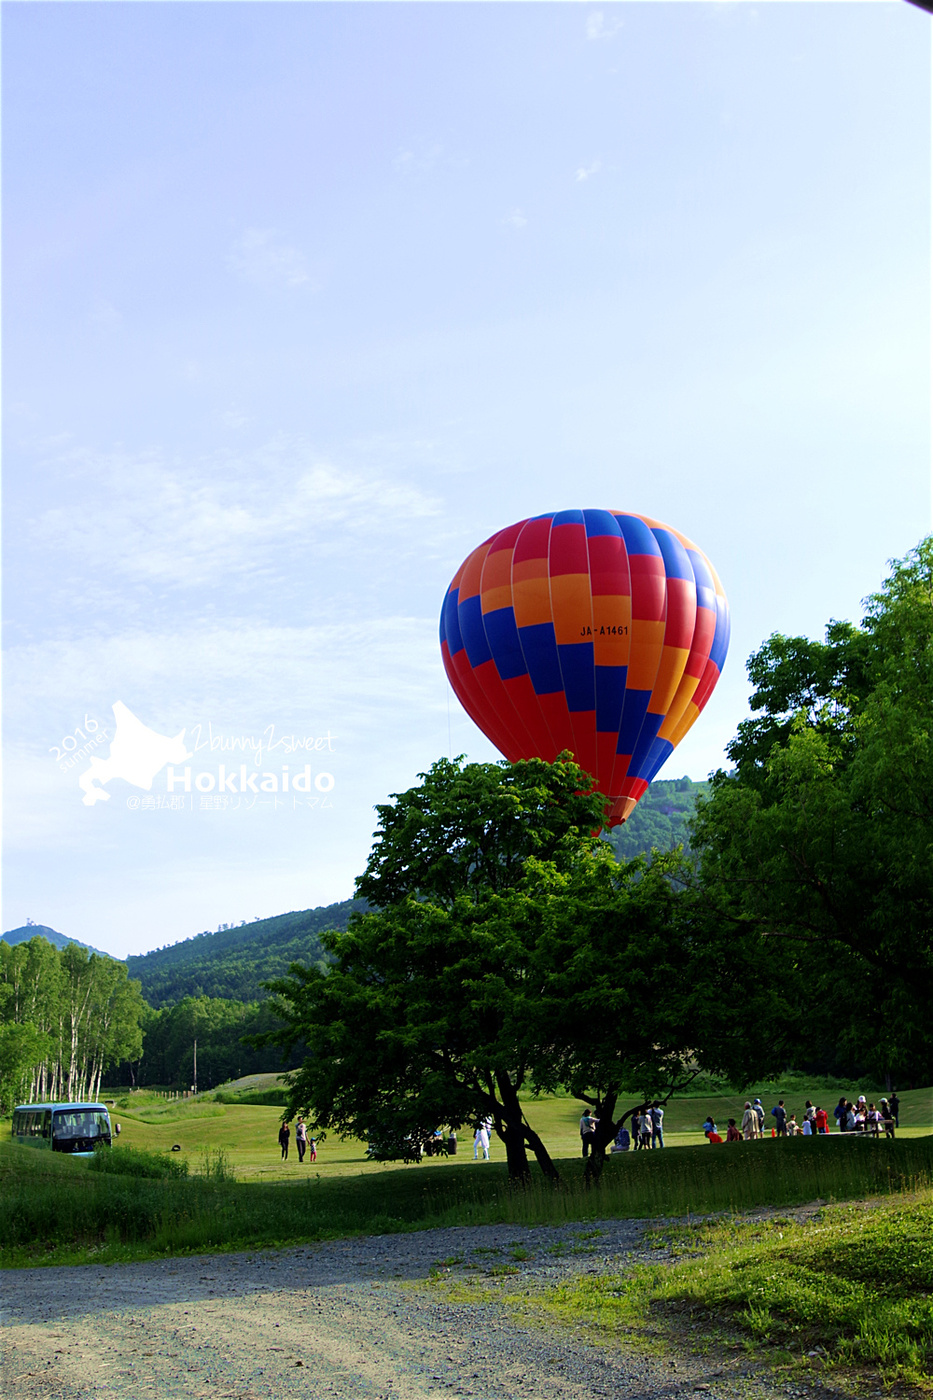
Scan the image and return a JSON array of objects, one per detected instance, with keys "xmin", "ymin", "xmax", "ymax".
[{"xmin": 440, "ymin": 510, "xmax": 729, "ymax": 825}]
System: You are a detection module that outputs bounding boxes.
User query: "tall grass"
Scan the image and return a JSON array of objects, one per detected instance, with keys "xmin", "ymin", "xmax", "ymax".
[
  {"xmin": 530, "ymin": 1191, "xmax": 933, "ymax": 1389},
  {"xmin": 3, "ymin": 1134, "xmax": 931, "ymax": 1268}
]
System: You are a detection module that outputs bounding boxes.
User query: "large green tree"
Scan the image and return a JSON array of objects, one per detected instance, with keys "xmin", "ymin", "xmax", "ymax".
[
  {"xmin": 265, "ymin": 756, "xmax": 777, "ymax": 1181},
  {"xmin": 692, "ymin": 538, "xmax": 933, "ymax": 1083}
]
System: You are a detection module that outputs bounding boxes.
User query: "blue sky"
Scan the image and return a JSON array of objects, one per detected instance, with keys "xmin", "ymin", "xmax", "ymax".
[{"xmin": 3, "ymin": 1, "xmax": 929, "ymax": 958}]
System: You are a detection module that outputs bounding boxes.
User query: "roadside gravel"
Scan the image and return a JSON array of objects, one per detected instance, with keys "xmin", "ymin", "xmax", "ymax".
[{"xmin": 2, "ymin": 1215, "xmax": 845, "ymax": 1400}]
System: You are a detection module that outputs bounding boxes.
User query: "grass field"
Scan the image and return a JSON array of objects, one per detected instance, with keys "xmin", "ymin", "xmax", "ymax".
[
  {"xmin": 3, "ymin": 1114, "xmax": 932, "ymax": 1270},
  {"xmin": 105, "ymin": 1081, "xmax": 933, "ymax": 1183}
]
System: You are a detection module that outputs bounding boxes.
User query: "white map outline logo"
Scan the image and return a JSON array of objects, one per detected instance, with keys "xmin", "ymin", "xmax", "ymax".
[{"xmin": 78, "ymin": 702, "xmax": 191, "ymax": 807}]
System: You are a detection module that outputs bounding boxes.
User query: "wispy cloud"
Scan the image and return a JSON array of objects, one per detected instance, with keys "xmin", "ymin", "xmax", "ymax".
[
  {"xmin": 393, "ymin": 141, "xmax": 444, "ymax": 176},
  {"xmin": 219, "ymin": 408, "xmax": 252, "ymax": 430},
  {"xmin": 502, "ymin": 209, "xmax": 528, "ymax": 230},
  {"xmin": 28, "ymin": 437, "xmax": 441, "ymax": 594},
  {"xmin": 3, "ymin": 616, "xmax": 443, "ymax": 852},
  {"xmin": 227, "ymin": 228, "xmax": 314, "ymax": 289},
  {"xmin": 575, "ymin": 160, "xmax": 602, "ymax": 184},
  {"xmin": 586, "ymin": 11, "xmax": 624, "ymax": 41}
]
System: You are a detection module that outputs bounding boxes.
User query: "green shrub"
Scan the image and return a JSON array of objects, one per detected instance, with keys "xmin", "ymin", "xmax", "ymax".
[
  {"xmin": 213, "ymin": 1088, "xmax": 288, "ymax": 1106},
  {"xmin": 88, "ymin": 1145, "xmax": 189, "ymax": 1180}
]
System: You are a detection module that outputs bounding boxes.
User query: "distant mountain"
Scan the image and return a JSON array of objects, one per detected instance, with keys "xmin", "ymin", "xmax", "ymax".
[
  {"xmin": 126, "ymin": 899, "xmax": 367, "ymax": 1008},
  {"xmin": 607, "ymin": 776, "xmax": 709, "ymax": 862},
  {"xmin": 1, "ymin": 923, "xmax": 114, "ymax": 959}
]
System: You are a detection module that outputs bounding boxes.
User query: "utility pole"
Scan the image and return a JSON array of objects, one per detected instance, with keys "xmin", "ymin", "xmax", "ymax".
[{"xmin": 193, "ymin": 1039, "xmax": 197, "ymax": 1096}]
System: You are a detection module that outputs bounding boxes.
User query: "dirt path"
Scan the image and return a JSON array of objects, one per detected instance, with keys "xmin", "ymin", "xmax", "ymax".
[{"xmin": 1, "ymin": 1218, "xmax": 840, "ymax": 1400}]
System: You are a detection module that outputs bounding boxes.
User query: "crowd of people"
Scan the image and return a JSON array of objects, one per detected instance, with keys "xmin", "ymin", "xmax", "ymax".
[
  {"xmin": 704, "ymin": 1091, "xmax": 900, "ymax": 1143},
  {"xmin": 605, "ymin": 1103, "xmax": 664, "ymax": 1154},
  {"xmin": 276, "ymin": 1089, "xmax": 902, "ymax": 1165}
]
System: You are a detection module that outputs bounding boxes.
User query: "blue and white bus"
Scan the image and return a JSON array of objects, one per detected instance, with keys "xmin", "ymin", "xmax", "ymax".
[{"xmin": 11, "ymin": 1102, "xmax": 116, "ymax": 1156}]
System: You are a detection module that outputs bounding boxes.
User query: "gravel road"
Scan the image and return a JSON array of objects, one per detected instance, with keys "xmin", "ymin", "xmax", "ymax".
[{"xmin": 1, "ymin": 1217, "xmax": 844, "ymax": 1400}]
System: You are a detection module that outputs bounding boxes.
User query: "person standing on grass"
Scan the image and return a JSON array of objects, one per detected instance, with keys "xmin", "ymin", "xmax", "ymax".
[
  {"xmin": 889, "ymin": 1090, "xmax": 900, "ymax": 1128},
  {"xmin": 815, "ymin": 1105, "xmax": 829, "ymax": 1135},
  {"xmin": 308, "ymin": 1134, "xmax": 318, "ymax": 1162},
  {"xmin": 295, "ymin": 1116, "xmax": 307, "ymax": 1163},
  {"xmin": 278, "ymin": 1119, "xmax": 291, "ymax": 1161},
  {"xmin": 650, "ymin": 1101, "xmax": 665, "ymax": 1149},
  {"xmin": 771, "ymin": 1100, "xmax": 787, "ymax": 1136},
  {"xmin": 833, "ymin": 1096, "xmax": 848, "ymax": 1132},
  {"xmin": 474, "ymin": 1121, "xmax": 490, "ymax": 1161},
  {"xmin": 741, "ymin": 1101, "xmax": 759, "ymax": 1140},
  {"xmin": 786, "ymin": 1114, "xmax": 801, "ymax": 1136},
  {"xmin": 579, "ymin": 1110, "xmax": 598, "ymax": 1158},
  {"xmin": 726, "ymin": 1118, "xmax": 741, "ymax": 1142},
  {"xmin": 630, "ymin": 1109, "xmax": 642, "ymax": 1151},
  {"xmin": 753, "ymin": 1098, "xmax": 765, "ymax": 1135}
]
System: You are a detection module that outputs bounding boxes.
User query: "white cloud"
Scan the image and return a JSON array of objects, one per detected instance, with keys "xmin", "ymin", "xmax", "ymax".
[
  {"xmin": 28, "ymin": 437, "xmax": 441, "ymax": 592},
  {"xmin": 2, "ymin": 616, "xmax": 445, "ymax": 853},
  {"xmin": 6, "ymin": 617, "xmax": 442, "ymax": 734},
  {"xmin": 575, "ymin": 160, "xmax": 602, "ymax": 183},
  {"xmin": 502, "ymin": 209, "xmax": 528, "ymax": 230},
  {"xmin": 586, "ymin": 11, "xmax": 623, "ymax": 41},
  {"xmin": 393, "ymin": 141, "xmax": 444, "ymax": 175},
  {"xmin": 227, "ymin": 228, "xmax": 315, "ymax": 289}
]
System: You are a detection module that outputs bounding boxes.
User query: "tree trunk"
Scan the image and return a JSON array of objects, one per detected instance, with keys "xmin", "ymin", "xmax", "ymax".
[
  {"xmin": 494, "ymin": 1071, "xmax": 532, "ymax": 1181},
  {"xmin": 583, "ymin": 1091, "xmax": 619, "ymax": 1186},
  {"xmin": 522, "ymin": 1120, "xmax": 561, "ymax": 1183}
]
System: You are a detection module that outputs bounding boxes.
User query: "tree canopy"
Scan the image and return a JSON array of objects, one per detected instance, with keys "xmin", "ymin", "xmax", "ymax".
[
  {"xmin": 266, "ymin": 756, "xmax": 775, "ymax": 1181},
  {"xmin": 692, "ymin": 537, "xmax": 933, "ymax": 1084},
  {"xmin": 0, "ymin": 937, "xmax": 146, "ymax": 1110}
]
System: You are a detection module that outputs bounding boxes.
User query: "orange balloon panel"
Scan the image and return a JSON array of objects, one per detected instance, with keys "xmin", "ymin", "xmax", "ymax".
[{"xmin": 439, "ymin": 509, "xmax": 730, "ymax": 825}]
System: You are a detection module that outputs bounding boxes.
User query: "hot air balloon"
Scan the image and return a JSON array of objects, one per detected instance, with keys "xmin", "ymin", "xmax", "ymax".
[{"xmin": 439, "ymin": 510, "xmax": 729, "ymax": 826}]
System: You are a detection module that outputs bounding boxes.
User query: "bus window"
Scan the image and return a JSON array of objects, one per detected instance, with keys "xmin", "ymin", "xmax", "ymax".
[{"xmin": 51, "ymin": 1108, "xmax": 112, "ymax": 1153}]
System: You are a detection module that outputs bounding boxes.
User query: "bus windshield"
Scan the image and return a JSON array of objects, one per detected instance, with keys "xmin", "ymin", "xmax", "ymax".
[{"xmin": 52, "ymin": 1109, "xmax": 111, "ymax": 1146}]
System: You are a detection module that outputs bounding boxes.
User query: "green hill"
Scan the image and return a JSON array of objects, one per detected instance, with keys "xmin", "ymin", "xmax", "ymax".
[
  {"xmin": 607, "ymin": 776, "xmax": 708, "ymax": 862},
  {"xmin": 126, "ymin": 900, "xmax": 366, "ymax": 1008},
  {"xmin": 1, "ymin": 922, "xmax": 113, "ymax": 959}
]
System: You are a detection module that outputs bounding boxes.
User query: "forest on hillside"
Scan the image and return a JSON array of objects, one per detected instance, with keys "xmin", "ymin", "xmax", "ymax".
[
  {"xmin": 606, "ymin": 776, "xmax": 708, "ymax": 862},
  {"xmin": 126, "ymin": 900, "xmax": 366, "ymax": 1008}
]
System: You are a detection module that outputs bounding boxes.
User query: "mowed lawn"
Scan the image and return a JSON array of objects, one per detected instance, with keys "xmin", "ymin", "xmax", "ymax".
[{"xmin": 112, "ymin": 1083, "xmax": 933, "ymax": 1184}]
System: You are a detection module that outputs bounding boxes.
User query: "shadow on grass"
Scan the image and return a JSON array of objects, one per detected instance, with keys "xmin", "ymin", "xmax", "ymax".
[{"xmin": 2, "ymin": 1134, "xmax": 931, "ymax": 1269}]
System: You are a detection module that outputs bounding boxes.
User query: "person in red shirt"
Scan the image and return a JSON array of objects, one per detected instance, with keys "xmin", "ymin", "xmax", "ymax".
[{"xmin": 815, "ymin": 1106, "xmax": 829, "ymax": 1135}]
